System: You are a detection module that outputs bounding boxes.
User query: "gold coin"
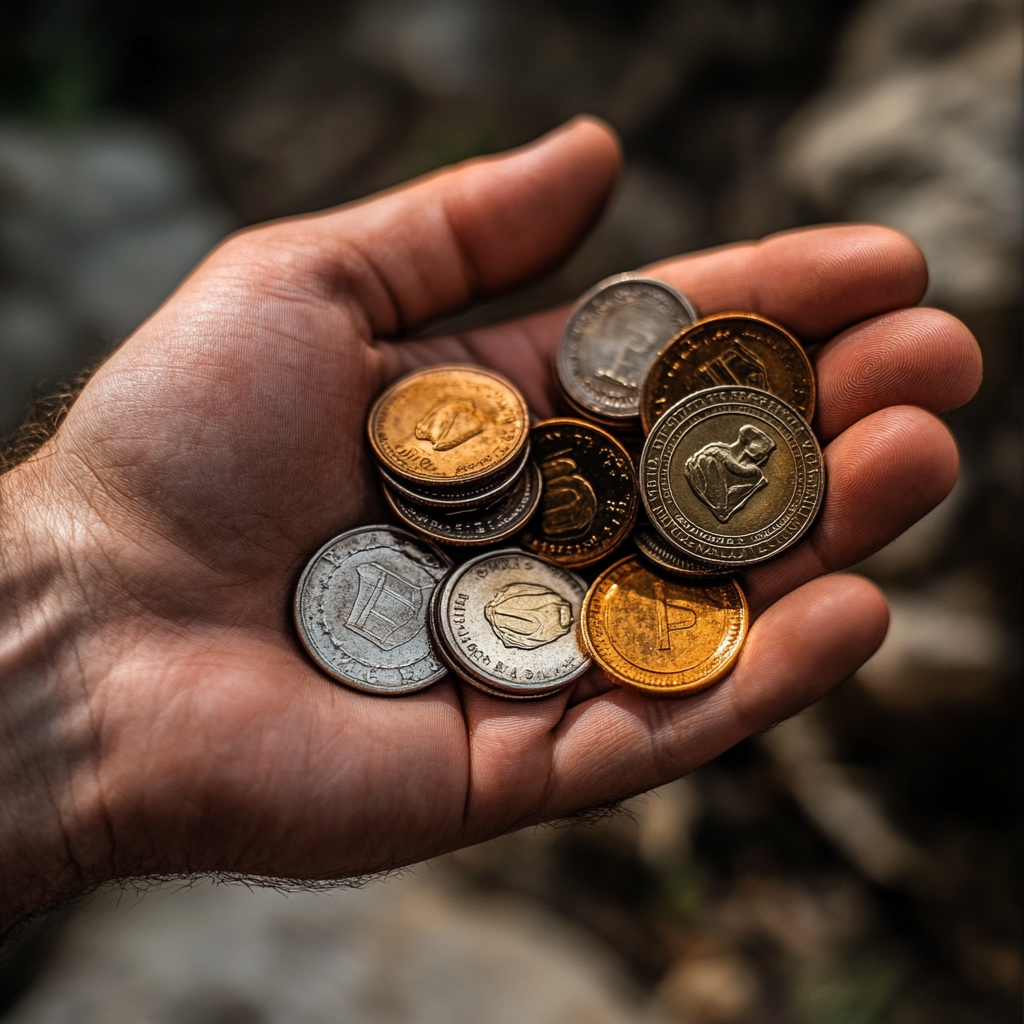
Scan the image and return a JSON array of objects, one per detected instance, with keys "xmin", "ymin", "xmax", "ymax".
[
  {"xmin": 368, "ymin": 365, "xmax": 529, "ymax": 487},
  {"xmin": 519, "ymin": 418, "xmax": 638, "ymax": 567},
  {"xmin": 640, "ymin": 312, "xmax": 816, "ymax": 433},
  {"xmin": 581, "ymin": 555, "xmax": 747, "ymax": 695}
]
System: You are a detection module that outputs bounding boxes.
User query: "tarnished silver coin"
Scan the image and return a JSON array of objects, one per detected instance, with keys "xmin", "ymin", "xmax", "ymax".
[
  {"xmin": 378, "ymin": 442, "xmax": 531, "ymax": 509},
  {"xmin": 639, "ymin": 387, "xmax": 825, "ymax": 567},
  {"xmin": 556, "ymin": 274, "xmax": 698, "ymax": 426},
  {"xmin": 293, "ymin": 526, "xmax": 451, "ymax": 694},
  {"xmin": 432, "ymin": 548, "xmax": 591, "ymax": 696},
  {"xmin": 632, "ymin": 520, "xmax": 732, "ymax": 578},
  {"xmin": 383, "ymin": 462, "xmax": 542, "ymax": 546}
]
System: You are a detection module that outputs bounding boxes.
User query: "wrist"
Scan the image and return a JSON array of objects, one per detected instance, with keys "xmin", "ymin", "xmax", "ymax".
[{"xmin": 0, "ymin": 461, "xmax": 115, "ymax": 934}]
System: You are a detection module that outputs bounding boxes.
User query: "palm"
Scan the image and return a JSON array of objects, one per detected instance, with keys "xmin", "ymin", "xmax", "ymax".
[{"xmin": 37, "ymin": 119, "xmax": 980, "ymax": 883}]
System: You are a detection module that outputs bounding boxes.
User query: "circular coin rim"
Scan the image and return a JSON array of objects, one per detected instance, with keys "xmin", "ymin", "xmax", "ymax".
[
  {"xmin": 367, "ymin": 363, "xmax": 530, "ymax": 486},
  {"xmin": 639, "ymin": 385, "xmax": 825, "ymax": 567},
  {"xmin": 580, "ymin": 555, "xmax": 748, "ymax": 695},
  {"xmin": 293, "ymin": 524, "xmax": 452, "ymax": 695},
  {"xmin": 383, "ymin": 461, "xmax": 543, "ymax": 546},
  {"xmin": 639, "ymin": 311, "xmax": 817, "ymax": 434},
  {"xmin": 433, "ymin": 546, "xmax": 591, "ymax": 694},
  {"xmin": 631, "ymin": 522, "xmax": 732, "ymax": 578},
  {"xmin": 555, "ymin": 274, "xmax": 699, "ymax": 423},
  {"xmin": 519, "ymin": 417, "xmax": 639, "ymax": 567}
]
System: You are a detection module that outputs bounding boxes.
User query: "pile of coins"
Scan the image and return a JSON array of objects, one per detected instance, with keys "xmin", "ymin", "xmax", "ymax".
[{"xmin": 295, "ymin": 273, "xmax": 825, "ymax": 700}]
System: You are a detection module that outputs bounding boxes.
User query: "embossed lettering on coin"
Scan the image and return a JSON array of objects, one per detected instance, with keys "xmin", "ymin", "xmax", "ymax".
[
  {"xmin": 632, "ymin": 521, "xmax": 729, "ymax": 578},
  {"xmin": 294, "ymin": 526, "xmax": 452, "ymax": 694},
  {"xmin": 639, "ymin": 386, "xmax": 824, "ymax": 567},
  {"xmin": 556, "ymin": 276, "xmax": 697, "ymax": 424},
  {"xmin": 519, "ymin": 419, "xmax": 638, "ymax": 567},
  {"xmin": 641, "ymin": 313, "xmax": 816, "ymax": 432},
  {"xmin": 581, "ymin": 556, "xmax": 748, "ymax": 695},
  {"xmin": 368, "ymin": 365, "xmax": 529, "ymax": 486},
  {"xmin": 432, "ymin": 548, "xmax": 590, "ymax": 696}
]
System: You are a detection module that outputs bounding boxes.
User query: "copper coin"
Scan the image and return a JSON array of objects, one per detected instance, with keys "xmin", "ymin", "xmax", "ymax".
[
  {"xmin": 368, "ymin": 364, "xmax": 529, "ymax": 487},
  {"xmin": 639, "ymin": 386, "xmax": 824, "ymax": 567},
  {"xmin": 640, "ymin": 313, "xmax": 816, "ymax": 433},
  {"xmin": 632, "ymin": 520, "xmax": 731, "ymax": 578},
  {"xmin": 581, "ymin": 555, "xmax": 748, "ymax": 695},
  {"xmin": 518, "ymin": 419, "xmax": 638, "ymax": 567},
  {"xmin": 383, "ymin": 462, "xmax": 542, "ymax": 546},
  {"xmin": 556, "ymin": 275, "xmax": 697, "ymax": 426}
]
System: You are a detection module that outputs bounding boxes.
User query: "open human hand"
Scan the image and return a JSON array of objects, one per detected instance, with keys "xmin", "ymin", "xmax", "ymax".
[{"xmin": 0, "ymin": 118, "xmax": 981, "ymax": 931}]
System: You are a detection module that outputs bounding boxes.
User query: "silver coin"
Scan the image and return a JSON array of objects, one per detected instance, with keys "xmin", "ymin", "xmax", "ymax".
[
  {"xmin": 432, "ymin": 547, "xmax": 591, "ymax": 696},
  {"xmin": 556, "ymin": 274, "xmax": 698, "ymax": 425},
  {"xmin": 378, "ymin": 442, "xmax": 531, "ymax": 509},
  {"xmin": 294, "ymin": 525, "xmax": 452, "ymax": 694},
  {"xmin": 632, "ymin": 520, "xmax": 732, "ymax": 578},
  {"xmin": 383, "ymin": 462, "xmax": 542, "ymax": 546}
]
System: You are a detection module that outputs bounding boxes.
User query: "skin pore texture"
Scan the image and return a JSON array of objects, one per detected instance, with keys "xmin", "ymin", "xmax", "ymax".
[{"xmin": 0, "ymin": 117, "xmax": 982, "ymax": 936}]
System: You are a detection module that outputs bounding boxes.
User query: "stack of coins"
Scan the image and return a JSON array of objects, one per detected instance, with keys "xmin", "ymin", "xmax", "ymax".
[{"xmin": 294, "ymin": 276, "xmax": 825, "ymax": 701}]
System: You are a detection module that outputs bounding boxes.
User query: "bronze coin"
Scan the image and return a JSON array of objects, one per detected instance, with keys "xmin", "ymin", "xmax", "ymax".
[
  {"xmin": 383, "ymin": 462, "xmax": 542, "ymax": 546},
  {"xmin": 639, "ymin": 386, "xmax": 824, "ymax": 567},
  {"xmin": 368, "ymin": 364, "xmax": 529, "ymax": 487},
  {"xmin": 518, "ymin": 419, "xmax": 638, "ymax": 568},
  {"xmin": 640, "ymin": 312, "xmax": 816, "ymax": 433},
  {"xmin": 632, "ymin": 520, "xmax": 732, "ymax": 578},
  {"xmin": 581, "ymin": 556, "xmax": 748, "ymax": 695}
]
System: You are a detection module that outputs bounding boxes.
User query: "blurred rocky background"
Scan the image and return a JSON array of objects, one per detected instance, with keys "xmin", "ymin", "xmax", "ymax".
[{"xmin": 0, "ymin": 0, "xmax": 1019, "ymax": 1021}]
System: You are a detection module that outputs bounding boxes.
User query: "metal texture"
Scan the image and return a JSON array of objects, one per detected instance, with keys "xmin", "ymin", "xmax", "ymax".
[
  {"xmin": 294, "ymin": 526, "xmax": 452, "ymax": 694},
  {"xmin": 556, "ymin": 275, "xmax": 697, "ymax": 425},
  {"xmin": 518, "ymin": 418, "xmax": 638, "ymax": 567},
  {"xmin": 383, "ymin": 461, "xmax": 542, "ymax": 546},
  {"xmin": 632, "ymin": 520, "xmax": 732, "ymax": 578},
  {"xmin": 431, "ymin": 547, "xmax": 591, "ymax": 696},
  {"xmin": 639, "ymin": 386, "xmax": 824, "ymax": 567},
  {"xmin": 368, "ymin": 364, "xmax": 529, "ymax": 487},
  {"xmin": 640, "ymin": 312, "xmax": 816, "ymax": 433},
  {"xmin": 581, "ymin": 555, "xmax": 748, "ymax": 695}
]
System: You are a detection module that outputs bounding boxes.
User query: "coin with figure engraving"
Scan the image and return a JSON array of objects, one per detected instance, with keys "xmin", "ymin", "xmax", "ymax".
[
  {"xmin": 632, "ymin": 520, "xmax": 731, "ymax": 578},
  {"xmin": 581, "ymin": 556, "xmax": 748, "ymax": 695},
  {"xmin": 518, "ymin": 419, "xmax": 638, "ymax": 567},
  {"xmin": 432, "ymin": 548, "xmax": 591, "ymax": 696},
  {"xmin": 640, "ymin": 313, "xmax": 815, "ymax": 433},
  {"xmin": 294, "ymin": 526, "xmax": 452, "ymax": 694},
  {"xmin": 383, "ymin": 462, "xmax": 542, "ymax": 546},
  {"xmin": 378, "ymin": 442, "xmax": 531, "ymax": 509},
  {"xmin": 368, "ymin": 365, "xmax": 529, "ymax": 487},
  {"xmin": 640, "ymin": 386, "xmax": 824, "ymax": 567},
  {"xmin": 556, "ymin": 275, "xmax": 697, "ymax": 426}
]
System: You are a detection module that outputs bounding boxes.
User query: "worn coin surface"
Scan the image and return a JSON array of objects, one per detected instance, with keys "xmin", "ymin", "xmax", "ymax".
[
  {"xmin": 378, "ymin": 442, "xmax": 531, "ymax": 509},
  {"xmin": 640, "ymin": 313, "xmax": 815, "ymax": 433},
  {"xmin": 640, "ymin": 386, "xmax": 824, "ymax": 567},
  {"xmin": 581, "ymin": 556, "xmax": 747, "ymax": 695},
  {"xmin": 432, "ymin": 548, "xmax": 591, "ymax": 696},
  {"xmin": 294, "ymin": 526, "xmax": 452, "ymax": 694},
  {"xmin": 368, "ymin": 364, "xmax": 529, "ymax": 487},
  {"xmin": 632, "ymin": 520, "xmax": 730, "ymax": 578},
  {"xmin": 383, "ymin": 462, "xmax": 542, "ymax": 546},
  {"xmin": 556, "ymin": 275, "xmax": 697, "ymax": 425},
  {"xmin": 518, "ymin": 419, "xmax": 638, "ymax": 567}
]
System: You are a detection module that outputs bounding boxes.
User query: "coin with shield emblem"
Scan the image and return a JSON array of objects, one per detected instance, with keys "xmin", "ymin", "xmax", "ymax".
[
  {"xmin": 556, "ymin": 275, "xmax": 697, "ymax": 426},
  {"xmin": 294, "ymin": 526, "xmax": 452, "ymax": 694},
  {"xmin": 431, "ymin": 548, "xmax": 591, "ymax": 696}
]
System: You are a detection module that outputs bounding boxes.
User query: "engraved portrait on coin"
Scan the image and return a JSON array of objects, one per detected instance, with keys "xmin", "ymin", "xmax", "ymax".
[
  {"xmin": 640, "ymin": 386, "xmax": 825, "ymax": 567},
  {"xmin": 294, "ymin": 526, "xmax": 452, "ymax": 694},
  {"xmin": 581, "ymin": 556, "xmax": 748, "ymax": 695},
  {"xmin": 556, "ymin": 275, "xmax": 697, "ymax": 424},
  {"xmin": 519, "ymin": 419, "xmax": 638, "ymax": 567},
  {"xmin": 431, "ymin": 549, "xmax": 590, "ymax": 696},
  {"xmin": 640, "ymin": 313, "xmax": 816, "ymax": 432}
]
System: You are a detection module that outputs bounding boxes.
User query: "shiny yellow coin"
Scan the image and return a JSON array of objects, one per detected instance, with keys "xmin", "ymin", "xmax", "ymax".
[
  {"xmin": 368, "ymin": 365, "xmax": 529, "ymax": 487},
  {"xmin": 581, "ymin": 556, "xmax": 747, "ymax": 695}
]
